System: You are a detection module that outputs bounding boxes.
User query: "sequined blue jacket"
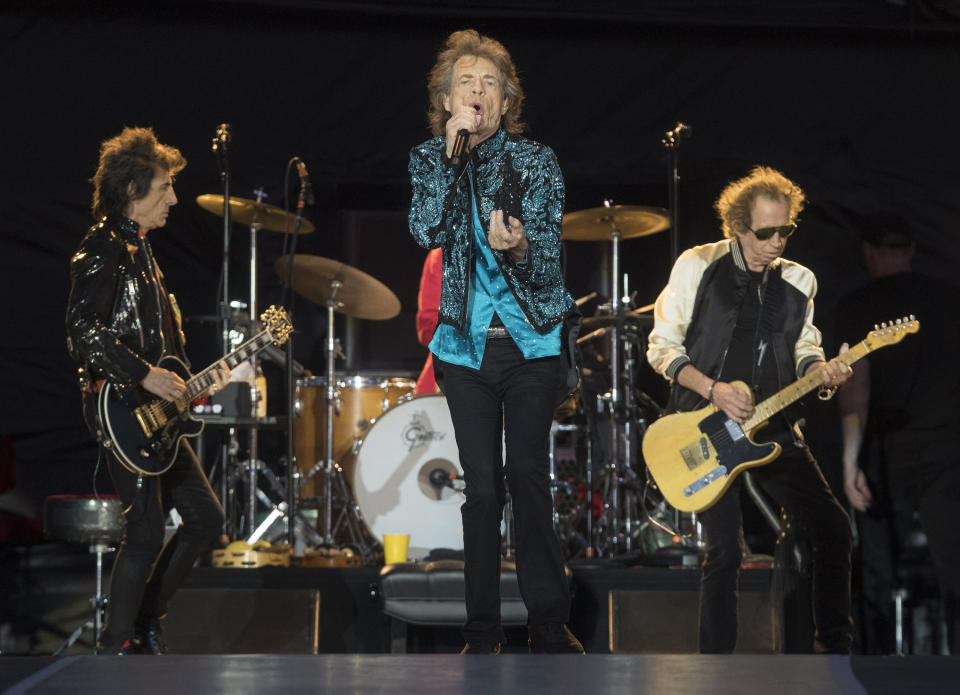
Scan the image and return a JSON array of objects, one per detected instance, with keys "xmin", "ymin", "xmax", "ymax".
[{"xmin": 408, "ymin": 128, "xmax": 574, "ymax": 334}]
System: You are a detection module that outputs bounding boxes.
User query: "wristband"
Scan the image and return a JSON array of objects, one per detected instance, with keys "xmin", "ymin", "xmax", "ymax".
[{"xmin": 708, "ymin": 380, "xmax": 718, "ymax": 403}]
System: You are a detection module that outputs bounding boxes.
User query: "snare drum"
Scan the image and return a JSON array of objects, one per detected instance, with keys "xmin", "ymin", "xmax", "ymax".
[
  {"xmin": 352, "ymin": 394, "xmax": 463, "ymax": 559},
  {"xmin": 295, "ymin": 374, "xmax": 415, "ymax": 496}
]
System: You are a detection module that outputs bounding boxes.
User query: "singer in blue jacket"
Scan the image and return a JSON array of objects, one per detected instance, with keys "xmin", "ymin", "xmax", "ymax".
[{"xmin": 408, "ymin": 29, "xmax": 582, "ymax": 655}]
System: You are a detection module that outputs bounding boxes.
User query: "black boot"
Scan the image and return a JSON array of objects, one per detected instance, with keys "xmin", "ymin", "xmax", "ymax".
[
  {"xmin": 528, "ymin": 623, "xmax": 585, "ymax": 654},
  {"xmin": 133, "ymin": 618, "xmax": 167, "ymax": 655}
]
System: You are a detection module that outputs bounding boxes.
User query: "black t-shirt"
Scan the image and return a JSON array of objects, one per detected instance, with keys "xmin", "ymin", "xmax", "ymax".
[
  {"xmin": 720, "ymin": 269, "xmax": 791, "ymax": 440},
  {"xmin": 836, "ymin": 271, "xmax": 960, "ymax": 459}
]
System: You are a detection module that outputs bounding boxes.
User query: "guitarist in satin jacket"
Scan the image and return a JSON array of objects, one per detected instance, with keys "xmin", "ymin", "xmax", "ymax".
[
  {"xmin": 646, "ymin": 166, "xmax": 853, "ymax": 654},
  {"xmin": 66, "ymin": 127, "xmax": 226, "ymax": 655}
]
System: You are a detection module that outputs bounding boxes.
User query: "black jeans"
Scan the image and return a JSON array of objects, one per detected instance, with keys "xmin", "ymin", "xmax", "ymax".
[
  {"xmin": 98, "ymin": 438, "xmax": 223, "ymax": 649},
  {"xmin": 435, "ymin": 338, "xmax": 569, "ymax": 643},
  {"xmin": 855, "ymin": 443, "xmax": 960, "ymax": 654},
  {"xmin": 698, "ymin": 444, "xmax": 853, "ymax": 654}
]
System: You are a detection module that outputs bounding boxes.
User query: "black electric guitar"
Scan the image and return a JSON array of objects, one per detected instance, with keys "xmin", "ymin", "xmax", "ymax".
[
  {"xmin": 97, "ymin": 306, "xmax": 292, "ymax": 476},
  {"xmin": 641, "ymin": 317, "xmax": 919, "ymax": 513}
]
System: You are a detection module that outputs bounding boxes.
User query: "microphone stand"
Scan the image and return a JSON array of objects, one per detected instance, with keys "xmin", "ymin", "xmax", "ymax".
[
  {"xmin": 280, "ymin": 159, "xmax": 308, "ymax": 548},
  {"xmin": 211, "ymin": 123, "xmax": 232, "ymax": 537},
  {"xmin": 660, "ymin": 121, "xmax": 703, "ymax": 550},
  {"xmin": 661, "ymin": 122, "xmax": 690, "ymax": 264},
  {"xmin": 212, "ymin": 124, "xmax": 232, "ymax": 354}
]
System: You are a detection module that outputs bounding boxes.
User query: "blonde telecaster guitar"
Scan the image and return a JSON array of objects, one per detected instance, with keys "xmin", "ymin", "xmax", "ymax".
[{"xmin": 642, "ymin": 317, "xmax": 919, "ymax": 513}]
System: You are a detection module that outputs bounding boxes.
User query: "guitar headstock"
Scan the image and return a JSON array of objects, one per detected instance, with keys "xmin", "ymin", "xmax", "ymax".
[
  {"xmin": 261, "ymin": 306, "xmax": 293, "ymax": 346},
  {"xmin": 863, "ymin": 315, "xmax": 919, "ymax": 350}
]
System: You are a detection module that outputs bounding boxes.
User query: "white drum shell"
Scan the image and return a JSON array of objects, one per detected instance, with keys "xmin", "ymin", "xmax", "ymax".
[{"xmin": 352, "ymin": 394, "xmax": 463, "ymax": 559}]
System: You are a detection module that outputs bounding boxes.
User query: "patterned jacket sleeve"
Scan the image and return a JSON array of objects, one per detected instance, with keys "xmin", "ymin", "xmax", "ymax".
[
  {"xmin": 408, "ymin": 139, "xmax": 468, "ymax": 249},
  {"xmin": 508, "ymin": 144, "xmax": 565, "ymax": 289},
  {"xmin": 66, "ymin": 233, "xmax": 151, "ymax": 387}
]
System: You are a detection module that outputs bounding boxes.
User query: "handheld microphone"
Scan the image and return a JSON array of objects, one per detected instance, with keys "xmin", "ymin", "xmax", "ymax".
[
  {"xmin": 295, "ymin": 159, "xmax": 315, "ymax": 206},
  {"xmin": 450, "ymin": 129, "xmax": 470, "ymax": 167}
]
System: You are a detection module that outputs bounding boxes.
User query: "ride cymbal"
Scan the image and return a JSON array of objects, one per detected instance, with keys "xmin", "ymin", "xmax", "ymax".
[
  {"xmin": 196, "ymin": 194, "xmax": 315, "ymax": 234},
  {"xmin": 562, "ymin": 205, "xmax": 669, "ymax": 241},
  {"xmin": 275, "ymin": 254, "xmax": 400, "ymax": 320}
]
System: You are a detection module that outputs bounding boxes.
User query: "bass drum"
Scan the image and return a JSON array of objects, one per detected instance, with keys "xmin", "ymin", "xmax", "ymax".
[
  {"xmin": 294, "ymin": 374, "xmax": 415, "ymax": 497},
  {"xmin": 352, "ymin": 394, "xmax": 463, "ymax": 559}
]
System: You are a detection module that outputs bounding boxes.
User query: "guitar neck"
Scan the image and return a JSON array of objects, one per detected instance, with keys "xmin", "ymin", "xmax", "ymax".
[
  {"xmin": 179, "ymin": 329, "xmax": 275, "ymax": 404},
  {"xmin": 742, "ymin": 339, "xmax": 871, "ymax": 431}
]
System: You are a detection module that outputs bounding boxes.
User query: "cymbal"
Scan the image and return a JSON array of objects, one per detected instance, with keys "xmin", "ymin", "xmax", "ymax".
[
  {"xmin": 562, "ymin": 205, "xmax": 669, "ymax": 241},
  {"xmin": 275, "ymin": 254, "xmax": 400, "ymax": 320},
  {"xmin": 196, "ymin": 194, "xmax": 315, "ymax": 234}
]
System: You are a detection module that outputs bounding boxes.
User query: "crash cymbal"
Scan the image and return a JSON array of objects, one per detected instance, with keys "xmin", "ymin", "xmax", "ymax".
[
  {"xmin": 275, "ymin": 254, "xmax": 400, "ymax": 320},
  {"xmin": 196, "ymin": 194, "xmax": 314, "ymax": 234},
  {"xmin": 562, "ymin": 205, "xmax": 669, "ymax": 241}
]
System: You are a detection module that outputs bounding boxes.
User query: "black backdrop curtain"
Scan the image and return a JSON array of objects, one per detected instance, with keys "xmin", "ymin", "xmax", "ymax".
[{"xmin": 1, "ymin": 1, "xmax": 957, "ymax": 502}]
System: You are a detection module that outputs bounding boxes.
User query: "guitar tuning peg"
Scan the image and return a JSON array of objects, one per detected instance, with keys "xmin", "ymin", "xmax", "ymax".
[
  {"xmin": 880, "ymin": 322, "xmax": 887, "ymax": 329},
  {"xmin": 873, "ymin": 323, "xmax": 879, "ymax": 331},
  {"xmin": 909, "ymin": 314, "xmax": 916, "ymax": 321},
  {"xmin": 895, "ymin": 318, "xmax": 902, "ymax": 324}
]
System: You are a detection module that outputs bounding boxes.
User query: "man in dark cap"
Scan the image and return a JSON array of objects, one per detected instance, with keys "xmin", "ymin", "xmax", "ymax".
[{"xmin": 837, "ymin": 211, "xmax": 960, "ymax": 653}]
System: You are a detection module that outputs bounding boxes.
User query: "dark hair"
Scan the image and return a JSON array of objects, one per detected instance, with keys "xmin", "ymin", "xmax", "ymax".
[
  {"xmin": 859, "ymin": 211, "xmax": 913, "ymax": 248},
  {"xmin": 714, "ymin": 165, "xmax": 805, "ymax": 239},
  {"xmin": 426, "ymin": 29, "xmax": 525, "ymax": 137},
  {"xmin": 91, "ymin": 127, "xmax": 186, "ymax": 221}
]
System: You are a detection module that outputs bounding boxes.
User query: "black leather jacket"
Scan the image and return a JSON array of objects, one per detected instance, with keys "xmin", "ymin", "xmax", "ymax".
[{"xmin": 66, "ymin": 216, "xmax": 186, "ymax": 403}]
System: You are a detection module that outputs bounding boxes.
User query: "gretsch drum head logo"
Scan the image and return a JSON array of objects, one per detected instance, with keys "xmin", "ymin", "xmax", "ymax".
[{"xmin": 402, "ymin": 411, "xmax": 446, "ymax": 452}]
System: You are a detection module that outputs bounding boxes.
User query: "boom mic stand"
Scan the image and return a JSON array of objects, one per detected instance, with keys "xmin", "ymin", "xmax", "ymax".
[
  {"xmin": 278, "ymin": 158, "xmax": 310, "ymax": 548},
  {"xmin": 659, "ymin": 121, "xmax": 704, "ymax": 551},
  {"xmin": 211, "ymin": 123, "xmax": 233, "ymax": 537}
]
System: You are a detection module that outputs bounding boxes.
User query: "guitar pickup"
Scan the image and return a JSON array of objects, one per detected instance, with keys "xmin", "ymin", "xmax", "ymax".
[{"xmin": 683, "ymin": 465, "xmax": 728, "ymax": 497}]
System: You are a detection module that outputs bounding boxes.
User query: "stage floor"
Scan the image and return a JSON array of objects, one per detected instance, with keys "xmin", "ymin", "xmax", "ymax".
[{"xmin": 2, "ymin": 654, "xmax": 957, "ymax": 695}]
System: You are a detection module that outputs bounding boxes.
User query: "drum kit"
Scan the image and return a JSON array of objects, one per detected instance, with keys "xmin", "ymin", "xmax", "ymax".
[{"xmin": 191, "ymin": 123, "xmax": 700, "ymax": 565}]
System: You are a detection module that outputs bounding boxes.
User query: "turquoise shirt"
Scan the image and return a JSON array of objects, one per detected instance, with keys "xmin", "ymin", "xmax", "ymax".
[{"xmin": 430, "ymin": 170, "xmax": 561, "ymax": 369}]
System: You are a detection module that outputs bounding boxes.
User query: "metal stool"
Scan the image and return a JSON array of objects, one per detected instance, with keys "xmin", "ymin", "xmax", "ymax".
[{"xmin": 43, "ymin": 495, "xmax": 123, "ymax": 654}]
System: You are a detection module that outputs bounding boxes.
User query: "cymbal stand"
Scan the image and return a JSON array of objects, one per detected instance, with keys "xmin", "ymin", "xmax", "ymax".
[{"xmin": 600, "ymin": 199, "xmax": 629, "ymax": 555}]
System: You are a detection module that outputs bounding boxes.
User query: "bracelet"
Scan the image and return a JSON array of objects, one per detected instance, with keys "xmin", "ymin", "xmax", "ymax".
[{"xmin": 707, "ymin": 380, "xmax": 718, "ymax": 403}]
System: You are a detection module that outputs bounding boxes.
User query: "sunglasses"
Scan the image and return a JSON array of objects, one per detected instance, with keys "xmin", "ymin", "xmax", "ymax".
[{"xmin": 745, "ymin": 222, "xmax": 798, "ymax": 240}]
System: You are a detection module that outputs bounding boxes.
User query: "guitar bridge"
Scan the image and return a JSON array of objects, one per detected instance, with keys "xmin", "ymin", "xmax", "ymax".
[
  {"xmin": 134, "ymin": 401, "xmax": 169, "ymax": 437},
  {"xmin": 683, "ymin": 465, "xmax": 728, "ymax": 497}
]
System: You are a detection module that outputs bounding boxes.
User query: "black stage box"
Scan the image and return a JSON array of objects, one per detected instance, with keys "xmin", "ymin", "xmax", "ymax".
[
  {"xmin": 570, "ymin": 562, "xmax": 788, "ymax": 654},
  {"xmin": 164, "ymin": 588, "xmax": 320, "ymax": 654},
  {"xmin": 609, "ymin": 586, "xmax": 781, "ymax": 653}
]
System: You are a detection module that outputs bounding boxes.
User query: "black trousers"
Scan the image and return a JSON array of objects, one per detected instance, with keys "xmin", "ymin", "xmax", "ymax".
[
  {"xmin": 435, "ymin": 338, "xmax": 569, "ymax": 643},
  {"xmin": 91, "ymin": 412, "xmax": 223, "ymax": 648},
  {"xmin": 698, "ymin": 444, "xmax": 853, "ymax": 654},
  {"xmin": 855, "ymin": 442, "xmax": 960, "ymax": 654}
]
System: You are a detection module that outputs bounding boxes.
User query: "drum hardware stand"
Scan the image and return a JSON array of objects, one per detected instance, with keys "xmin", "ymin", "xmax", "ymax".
[
  {"xmin": 52, "ymin": 540, "xmax": 113, "ymax": 655},
  {"xmin": 293, "ymin": 274, "xmax": 375, "ymax": 560}
]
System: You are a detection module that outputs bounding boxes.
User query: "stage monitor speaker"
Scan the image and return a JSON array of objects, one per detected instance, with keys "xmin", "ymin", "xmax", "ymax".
[
  {"xmin": 609, "ymin": 588, "xmax": 782, "ymax": 653},
  {"xmin": 164, "ymin": 588, "xmax": 320, "ymax": 654}
]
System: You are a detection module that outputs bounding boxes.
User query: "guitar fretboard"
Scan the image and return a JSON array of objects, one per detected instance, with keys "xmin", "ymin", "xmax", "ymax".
[
  {"xmin": 742, "ymin": 322, "xmax": 912, "ymax": 431},
  {"xmin": 173, "ymin": 329, "xmax": 275, "ymax": 409}
]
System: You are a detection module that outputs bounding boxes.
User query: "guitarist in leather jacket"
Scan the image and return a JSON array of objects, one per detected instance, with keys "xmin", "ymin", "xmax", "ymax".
[
  {"xmin": 647, "ymin": 166, "xmax": 854, "ymax": 654},
  {"xmin": 66, "ymin": 127, "xmax": 226, "ymax": 655}
]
